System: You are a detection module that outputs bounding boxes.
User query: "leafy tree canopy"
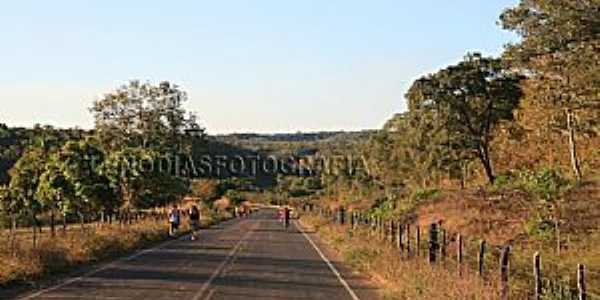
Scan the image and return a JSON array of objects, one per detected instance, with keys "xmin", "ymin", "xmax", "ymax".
[
  {"xmin": 405, "ymin": 53, "xmax": 523, "ymax": 183},
  {"xmin": 90, "ymin": 80, "xmax": 204, "ymax": 152}
]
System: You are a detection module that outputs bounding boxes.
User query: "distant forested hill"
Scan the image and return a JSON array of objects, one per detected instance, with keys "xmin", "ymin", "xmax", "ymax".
[
  {"xmin": 1, "ymin": 122, "xmax": 375, "ymax": 189},
  {"xmin": 213, "ymin": 130, "xmax": 375, "ymax": 155}
]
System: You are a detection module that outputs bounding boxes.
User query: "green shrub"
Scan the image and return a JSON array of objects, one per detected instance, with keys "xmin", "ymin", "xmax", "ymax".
[
  {"xmin": 370, "ymin": 199, "xmax": 396, "ymax": 219},
  {"xmin": 518, "ymin": 168, "xmax": 571, "ymax": 202},
  {"xmin": 525, "ymin": 215, "xmax": 557, "ymax": 241},
  {"xmin": 493, "ymin": 168, "xmax": 571, "ymax": 202},
  {"xmin": 492, "ymin": 172, "xmax": 517, "ymax": 189},
  {"xmin": 410, "ymin": 188, "xmax": 440, "ymax": 202}
]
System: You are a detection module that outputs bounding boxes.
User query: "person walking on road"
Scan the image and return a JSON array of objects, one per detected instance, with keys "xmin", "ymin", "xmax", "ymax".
[
  {"xmin": 189, "ymin": 205, "xmax": 201, "ymax": 241},
  {"xmin": 283, "ymin": 207, "xmax": 290, "ymax": 229},
  {"xmin": 168, "ymin": 204, "xmax": 181, "ymax": 237}
]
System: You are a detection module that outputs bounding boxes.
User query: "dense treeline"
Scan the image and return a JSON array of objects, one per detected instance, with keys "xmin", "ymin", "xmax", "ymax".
[
  {"xmin": 1, "ymin": 0, "xmax": 598, "ymax": 239},
  {"xmin": 0, "ymin": 81, "xmax": 205, "ymax": 239},
  {"xmin": 215, "ymin": 130, "xmax": 373, "ymax": 145},
  {"xmin": 313, "ymin": 0, "xmax": 599, "ymax": 211},
  {"xmin": 0, "ymin": 124, "xmax": 88, "ymax": 185}
]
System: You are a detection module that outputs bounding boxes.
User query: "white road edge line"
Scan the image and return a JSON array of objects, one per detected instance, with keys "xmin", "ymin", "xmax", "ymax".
[
  {"xmin": 192, "ymin": 220, "xmax": 256, "ymax": 300},
  {"xmin": 18, "ymin": 233, "xmax": 192, "ymax": 300},
  {"xmin": 295, "ymin": 221, "xmax": 361, "ymax": 300}
]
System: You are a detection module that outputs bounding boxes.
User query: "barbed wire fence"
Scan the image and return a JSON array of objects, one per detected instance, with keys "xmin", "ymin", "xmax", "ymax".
[{"xmin": 304, "ymin": 204, "xmax": 600, "ymax": 300}]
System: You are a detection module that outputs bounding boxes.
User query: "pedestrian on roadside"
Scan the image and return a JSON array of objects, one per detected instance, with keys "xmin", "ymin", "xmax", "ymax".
[
  {"xmin": 283, "ymin": 207, "xmax": 290, "ymax": 229},
  {"xmin": 189, "ymin": 205, "xmax": 201, "ymax": 241},
  {"xmin": 168, "ymin": 204, "xmax": 181, "ymax": 237}
]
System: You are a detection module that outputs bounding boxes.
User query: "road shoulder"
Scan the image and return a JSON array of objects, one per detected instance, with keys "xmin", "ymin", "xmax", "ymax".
[{"xmin": 295, "ymin": 219, "xmax": 383, "ymax": 300}]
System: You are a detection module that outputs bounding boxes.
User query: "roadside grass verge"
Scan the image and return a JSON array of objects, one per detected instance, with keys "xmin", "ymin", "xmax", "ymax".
[
  {"xmin": 0, "ymin": 210, "xmax": 229, "ymax": 291},
  {"xmin": 301, "ymin": 214, "xmax": 502, "ymax": 300}
]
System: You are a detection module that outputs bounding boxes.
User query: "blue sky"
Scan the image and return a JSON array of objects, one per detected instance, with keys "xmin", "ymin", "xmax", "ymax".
[{"xmin": 0, "ymin": 0, "xmax": 518, "ymax": 134}]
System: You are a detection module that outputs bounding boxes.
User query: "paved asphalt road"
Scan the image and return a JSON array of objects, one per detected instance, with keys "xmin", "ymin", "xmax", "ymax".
[{"xmin": 17, "ymin": 209, "xmax": 379, "ymax": 300}]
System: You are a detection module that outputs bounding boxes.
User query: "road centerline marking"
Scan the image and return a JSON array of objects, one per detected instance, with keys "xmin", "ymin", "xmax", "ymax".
[
  {"xmin": 19, "ymin": 216, "xmax": 250, "ymax": 300},
  {"xmin": 191, "ymin": 219, "xmax": 258, "ymax": 300}
]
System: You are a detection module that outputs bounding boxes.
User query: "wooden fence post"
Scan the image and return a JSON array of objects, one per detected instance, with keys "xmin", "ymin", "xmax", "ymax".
[
  {"xmin": 428, "ymin": 223, "xmax": 439, "ymax": 264},
  {"xmin": 478, "ymin": 240, "xmax": 486, "ymax": 277},
  {"xmin": 385, "ymin": 220, "xmax": 390, "ymax": 242},
  {"xmin": 533, "ymin": 252, "xmax": 542, "ymax": 300},
  {"xmin": 440, "ymin": 229, "xmax": 447, "ymax": 260},
  {"xmin": 396, "ymin": 222, "xmax": 403, "ymax": 251},
  {"xmin": 415, "ymin": 225, "xmax": 421, "ymax": 257},
  {"xmin": 374, "ymin": 216, "xmax": 378, "ymax": 236},
  {"xmin": 378, "ymin": 217, "xmax": 383, "ymax": 240},
  {"xmin": 578, "ymin": 264, "xmax": 586, "ymax": 300},
  {"xmin": 388, "ymin": 220, "xmax": 394, "ymax": 244},
  {"xmin": 555, "ymin": 219, "xmax": 561, "ymax": 255},
  {"xmin": 457, "ymin": 234, "xmax": 463, "ymax": 275},
  {"xmin": 380, "ymin": 218, "xmax": 385, "ymax": 240},
  {"xmin": 384, "ymin": 220, "xmax": 389, "ymax": 242},
  {"xmin": 406, "ymin": 224, "xmax": 411, "ymax": 256},
  {"xmin": 500, "ymin": 246, "xmax": 510, "ymax": 300}
]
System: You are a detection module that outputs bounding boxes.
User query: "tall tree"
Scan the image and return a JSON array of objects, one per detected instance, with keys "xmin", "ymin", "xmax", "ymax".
[
  {"xmin": 8, "ymin": 147, "xmax": 46, "ymax": 246},
  {"xmin": 100, "ymin": 147, "xmax": 187, "ymax": 219},
  {"xmin": 500, "ymin": 0, "xmax": 600, "ymax": 181},
  {"xmin": 405, "ymin": 54, "xmax": 522, "ymax": 184},
  {"xmin": 0, "ymin": 184, "xmax": 10, "ymax": 226},
  {"xmin": 59, "ymin": 139, "xmax": 118, "ymax": 223},
  {"xmin": 90, "ymin": 80, "xmax": 204, "ymax": 152},
  {"xmin": 371, "ymin": 112, "xmax": 457, "ymax": 188},
  {"xmin": 36, "ymin": 156, "xmax": 71, "ymax": 236},
  {"xmin": 0, "ymin": 184, "xmax": 18, "ymax": 253}
]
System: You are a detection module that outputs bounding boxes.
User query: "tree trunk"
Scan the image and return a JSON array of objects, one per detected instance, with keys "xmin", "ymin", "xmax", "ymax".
[
  {"xmin": 50, "ymin": 208, "xmax": 56, "ymax": 238},
  {"xmin": 478, "ymin": 144, "xmax": 495, "ymax": 185},
  {"xmin": 10, "ymin": 214, "xmax": 16, "ymax": 256},
  {"xmin": 461, "ymin": 162, "xmax": 467, "ymax": 189},
  {"xmin": 62, "ymin": 213, "xmax": 68, "ymax": 235},
  {"xmin": 567, "ymin": 111, "xmax": 583, "ymax": 182},
  {"xmin": 2, "ymin": 217, "xmax": 7, "ymax": 247},
  {"xmin": 79, "ymin": 211, "xmax": 85, "ymax": 231},
  {"xmin": 32, "ymin": 212, "xmax": 37, "ymax": 249}
]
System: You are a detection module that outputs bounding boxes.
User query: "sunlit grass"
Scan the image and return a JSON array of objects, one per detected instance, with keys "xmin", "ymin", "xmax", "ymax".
[
  {"xmin": 0, "ymin": 211, "xmax": 226, "ymax": 288},
  {"xmin": 301, "ymin": 215, "xmax": 503, "ymax": 300}
]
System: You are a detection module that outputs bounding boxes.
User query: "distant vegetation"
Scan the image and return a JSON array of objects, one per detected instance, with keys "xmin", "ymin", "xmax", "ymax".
[
  {"xmin": 296, "ymin": 1, "xmax": 600, "ymax": 298},
  {"xmin": 0, "ymin": 0, "xmax": 598, "ymax": 296}
]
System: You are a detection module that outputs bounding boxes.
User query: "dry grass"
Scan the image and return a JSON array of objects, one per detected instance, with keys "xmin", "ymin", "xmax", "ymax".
[
  {"xmin": 301, "ymin": 215, "xmax": 506, "ymax": 300},
  {"xmin": 413, "ymin": 182, "xmax": 600, "ymax": 296},
  {"xmin": 0, "ymin": 219, "xmax": 170, "ymax": 288},
  {"xmin": 415, "ymin": 189, "xmax": 531, "ymax": 246},
  {"xmin": 0, "ymin": 210, "xmax": 228, "ymax": 289},
  {"xmin": 308, "ymin": 179, "xmax": 600, "ymax": 298}
]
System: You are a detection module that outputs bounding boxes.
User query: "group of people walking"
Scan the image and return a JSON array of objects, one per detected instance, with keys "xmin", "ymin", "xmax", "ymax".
[
  {"xmin": 168, "ymin": 204, "xmax": 201, "ymax": 240},
  {"xmin": 168, "ymin": 204, "xmax": 291, "ymax": 240}
]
